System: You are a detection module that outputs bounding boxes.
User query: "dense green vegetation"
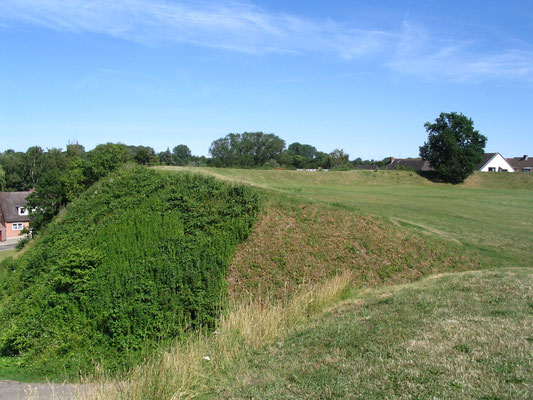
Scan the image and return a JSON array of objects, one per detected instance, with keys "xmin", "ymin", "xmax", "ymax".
[{"xmin": 0, "ymin": 166, "xmax": 259, "ymax": 378}]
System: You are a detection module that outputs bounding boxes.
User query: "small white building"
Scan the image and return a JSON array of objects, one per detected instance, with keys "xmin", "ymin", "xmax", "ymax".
[{"xmin": 476, "ymin": 153, "xmax": 515, "ymax": 172}]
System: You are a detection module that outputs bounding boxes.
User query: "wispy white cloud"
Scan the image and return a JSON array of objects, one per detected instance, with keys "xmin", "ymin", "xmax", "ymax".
[
  {"xmin": 1, "ymin": 1, "xmax": 532, "ymax": 83},
  {"xmin": 389, "ymin": 21, "xmax": 533, "ymax": 82},
  {"xmin": 0, "ymin": 0, "xmax": 393, "ymax": 58}
]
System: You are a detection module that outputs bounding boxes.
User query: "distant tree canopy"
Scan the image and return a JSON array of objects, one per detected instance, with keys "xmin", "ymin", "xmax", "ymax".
[
  {"xmin": 0, "ymin": 165, "xmax": 5, "ymax": 191},
  {"xmin": 420, "ymin": 112, "xmax": 487, "ymax": 184},
  {"xmin": 209, "ymin": 132, "xmax": 285, "ymax": 168},
  {"xmin": 172, "ymin": 144, "xmax": 192, "ymax": 166}
]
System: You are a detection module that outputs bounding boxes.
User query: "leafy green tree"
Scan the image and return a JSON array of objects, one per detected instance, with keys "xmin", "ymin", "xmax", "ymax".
[
  {"xmin": 132, "ymin": 146, "xmax": 157, "ymax": 165},
  {"xmin": 172, "ymin": 145, "xmax": 192, "ymax": 166},
  {"xmin": 313, "ymin": 151, "xmax": 332, "ymax": 169},
  {"xmin": 23, "ymin": 146, "xmax": 45, "ymax": 188},
  {"xmin": 281, "ymin": 142, "xmax": 319, "ymax": 168},
  {"xmin": 62, "ymin": 157, "xmax": 87, "ymax": 202},
  {"xmin": 158, "ymin": 148, "xmax": 173, "ymax": 165},
  {"xmin": 0, "ymin": 150, "xmax": 25, "ymax": 190},
  {"xmin": 0, "ymin": 165, "xmax": 5, "ymax": 191},
  {"xmin": 27, "ymin": 168, "xmax": 68, "ymax": 232},
  {"xmin": 88, "ymin": 143, "xmax": 131, "ymax": 180},
  {"xmin": 420, "ymin": 112, "xmax": 487, "ymax": 184},
  {"xmin": 66, "ymin": 143, "xmax": 86, "ymax": 159},
  {"xmin": 329, "ymin": 149, "xmax": 350, "ymax": 169},
  {"xmin": 209, "ymin": 132, "xmax": 285, "ymax": 168}
]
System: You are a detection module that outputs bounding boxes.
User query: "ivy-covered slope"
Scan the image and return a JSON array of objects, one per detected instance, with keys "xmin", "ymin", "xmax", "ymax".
[{"xmin": 0, "ymin": 166, "xmax": 260, "ymax": 378}]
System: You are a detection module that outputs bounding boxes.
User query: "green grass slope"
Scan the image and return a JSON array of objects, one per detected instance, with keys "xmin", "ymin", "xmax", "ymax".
[
  {"xmin": 169, "ymin": 168, "xmax": 533, "ymax": 268},
  {"xmin": 219, "ymin": 268, "xmax": 533, "ymax": 399},
  {"xmin": 0, "ymin": 166, "xmax": 259, "ymax": 380}
]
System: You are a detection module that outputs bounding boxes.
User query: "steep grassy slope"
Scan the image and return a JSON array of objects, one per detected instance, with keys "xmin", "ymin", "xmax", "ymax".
[
  {"xmin": 0, "ymin": 166, "xmax": 259, "ymax": 379},
  {"xmin": 165, "ymin": 168, "xmax": 533, "ymax": 268},
  {"xmin": 228, "ymin": 200, "xmax": 480, "ymax": 300}
]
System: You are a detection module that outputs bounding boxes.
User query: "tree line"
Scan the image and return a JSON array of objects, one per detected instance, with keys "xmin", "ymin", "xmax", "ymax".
[
  {"xmin": 0, "ymin": 134, "xmax": 386, "ymax": 233},
  {"xmin": 0, "ymin": 143, "xmax": 207, "ymax": 232}
]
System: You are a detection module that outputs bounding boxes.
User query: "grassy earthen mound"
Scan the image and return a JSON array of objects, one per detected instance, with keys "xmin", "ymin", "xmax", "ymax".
[{"xmin": 229, "ymin": 200, "xmax": 481, "ymax": 300}]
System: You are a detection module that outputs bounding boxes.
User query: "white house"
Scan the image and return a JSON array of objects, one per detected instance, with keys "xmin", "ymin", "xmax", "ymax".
[{"xmin": 475, "ymin": 153, "xmax": 515, "ymax": 172}]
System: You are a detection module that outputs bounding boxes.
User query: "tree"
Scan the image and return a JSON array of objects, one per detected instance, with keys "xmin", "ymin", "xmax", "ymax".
[
  {"xmin": 0, "ymin": 165, "xmax": 5, "ymax": 191},
  {"xmin": 329, "ymin": 149, "xmax": 350, "ymax": 169},
  {"xmin": 88, "ymin": 143, "xmax": 131, "ymax": 180},
  {"xmin": 420, "ymin": 112, "xmax": 487, "ymax": 184},
  {"xmin": 132, "ymin": 146, "xmax": 156, "ymax": 165},
  {"xmin": 158, "ymin": 148, "xmax": 173, "ymax": 165},
  {"xmin": 23, "ymin": 146, "xmax": 45, "ymax": 188},
  {"xmin": 209, "ymin": 132, "xmax": 285, "ymax": 168},
  {"xmin": 172, "ymin": 145, "xmax": 192, "ymax": 166}
]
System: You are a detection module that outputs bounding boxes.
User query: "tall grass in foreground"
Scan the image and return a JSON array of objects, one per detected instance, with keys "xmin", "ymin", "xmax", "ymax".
[{"xmin": 77, "ymin": 271, "xmax": 353, "ymax": 399}]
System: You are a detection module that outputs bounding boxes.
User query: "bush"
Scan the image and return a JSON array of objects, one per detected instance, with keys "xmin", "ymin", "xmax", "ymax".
[{"xmin": 0, "ymin": 165, "xmax": 260, "ymax": 376}]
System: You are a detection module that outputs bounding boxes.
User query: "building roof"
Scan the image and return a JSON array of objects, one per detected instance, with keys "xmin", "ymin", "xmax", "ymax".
[
  {"xmin": 475, "ymin": 153, "xmax": 516, "ymax": 171},
  {"xmin": 474, "ymin": 153, "xmax": 497, "ymax": 170},
  {"xmin": 506, "ymin": 155, "xmax": 533, "ymax": 169},
  {"xmin": 0, "ymin": 191, "xmax": 32, "ymax": 223},
  {"xmin": 384, "ymin": 158, "xmax": 434, "ymax": 172},
  {"xmin": 355, "ymin": 164, "xmax": 379, "ymax": 170}
]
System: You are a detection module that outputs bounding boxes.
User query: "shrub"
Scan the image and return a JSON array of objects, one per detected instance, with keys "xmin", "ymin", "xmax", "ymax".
[{"xmin": 0, "ymin": 165, "xmax": 260, "ymax": 376}]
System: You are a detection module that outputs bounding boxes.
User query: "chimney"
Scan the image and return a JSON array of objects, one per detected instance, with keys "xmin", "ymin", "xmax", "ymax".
[{"xmin": 523, "ymin": 155, "xmax": 529, "ymax": 160}]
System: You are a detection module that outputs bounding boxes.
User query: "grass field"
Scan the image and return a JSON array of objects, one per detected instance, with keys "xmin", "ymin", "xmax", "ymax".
[
  {"xmin": 0, "ymin": 250, "xmax": 15, "ymax": 263},
  {"xmin": 161, "ymin": 168, "xmax": 533, "ymax": 268}
]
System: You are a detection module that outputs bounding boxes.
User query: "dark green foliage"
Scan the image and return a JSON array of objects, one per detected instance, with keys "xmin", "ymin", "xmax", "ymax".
[
  {"xmin": 420, "ymin": 112, "xmax": 487, "ymax": 184},
  {"xmin": 0, "ymin": 166, "xmax": 260, "ymax": 377},
  {"xmin": 209, "ymin": 132, "xmax": 285, "ymax": 168},
  {"xmin": 172, "ymin": 144, "xmax": 192, "ymax": 166},
  {"xmin": 158, "ymin": 148, "xmax": 173, "ymax": 165},
  {"xmin": 278, "ymin": 143, "xmax": 332, "ymax": 169},
  {"xmin": 87, "ymin": 143, "xmax": 132, "ymax": 180}
]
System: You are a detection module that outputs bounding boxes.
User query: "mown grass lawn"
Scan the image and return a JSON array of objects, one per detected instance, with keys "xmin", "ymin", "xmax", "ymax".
[
  {"xmin": 166, "ymin": 168, "xmax": 533, "ymax": 268},
  {"xmin": 217, "ymin": 268, "xmax": 533, "ymax": 399}
]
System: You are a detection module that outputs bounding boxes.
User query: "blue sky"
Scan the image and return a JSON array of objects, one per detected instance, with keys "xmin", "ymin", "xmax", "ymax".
[{"xmin": 1, "ymin": 0, "xmax": 532, "ymax": 159}]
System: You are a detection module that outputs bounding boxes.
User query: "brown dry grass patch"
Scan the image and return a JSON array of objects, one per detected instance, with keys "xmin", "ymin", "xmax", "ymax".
[{"xmin": 228, "ymin": 201, "xmax": 481, "ymax": 300}]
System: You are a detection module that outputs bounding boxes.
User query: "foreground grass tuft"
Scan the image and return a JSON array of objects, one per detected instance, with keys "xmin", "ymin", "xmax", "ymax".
[{"xmin": 221, "ymin": 268, "xmax": 533, "ymax": 399}]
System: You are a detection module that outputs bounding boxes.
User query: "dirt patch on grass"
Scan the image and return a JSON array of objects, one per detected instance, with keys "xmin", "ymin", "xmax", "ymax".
[{"xmin": 228, "ymin": 201, "xmax": 481, "ymax": 300}]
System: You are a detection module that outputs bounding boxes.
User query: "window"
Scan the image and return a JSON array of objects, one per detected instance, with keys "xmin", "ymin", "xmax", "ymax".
[
  {"xmin": 12, "ymin": 223, "xmax": 24, "ymax": 230},
  {"xmin": 18, "ymin": 207, "xmax": 29, "ymax": 216},
  {"xmin": 524, "ymin": 168, "xmax": 531, "ymax": 173},
  {"xmin": 488, "ymin": 167, "xmax": 496, "ymax": 172}
]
